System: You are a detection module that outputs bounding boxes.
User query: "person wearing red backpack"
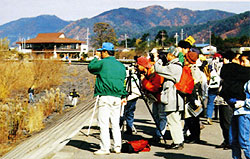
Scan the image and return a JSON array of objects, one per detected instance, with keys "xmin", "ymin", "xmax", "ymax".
[
  {"xmin": 154, "ymin": 46, "xmax": 185, "ymax": 150},
  {"xmin": 183, "ymin": 51, "xmax": 208, "ymax": 144}
]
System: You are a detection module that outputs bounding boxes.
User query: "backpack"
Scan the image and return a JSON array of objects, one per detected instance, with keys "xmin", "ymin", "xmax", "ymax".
[
  {"xmin": 121, "ymin": 139, "xmax": 150, "ymax": 153},
  {"xmin": 208, "ymin": 70, "xmax": 221, "ymax": 89},
  {"xmin": 175, "ymin": 66, "xmax": 194, "ymax": 95}
]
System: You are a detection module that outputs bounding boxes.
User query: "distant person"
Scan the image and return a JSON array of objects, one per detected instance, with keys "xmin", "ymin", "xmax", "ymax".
[
  {"xmin": 88, "ymin": 42, "xmax": 127, "ymax": 155},
  {"xmin": 70, "ymin": 89, "xmax": 80, "ymax": 107},
  {"xmin": 28, "ymin": 85, "xmax": 35, "ymax": 103}
]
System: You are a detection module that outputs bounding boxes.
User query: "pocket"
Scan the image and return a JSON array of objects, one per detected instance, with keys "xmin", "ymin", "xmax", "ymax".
[{"xmin": 161, "ymin": 87, "xmax": 169, "ymax": 105}]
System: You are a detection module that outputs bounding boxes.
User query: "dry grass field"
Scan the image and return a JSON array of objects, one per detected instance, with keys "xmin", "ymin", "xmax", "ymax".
[{"xmin": 0, "ymin": 60, "xmax": 95, "ymax": 156}]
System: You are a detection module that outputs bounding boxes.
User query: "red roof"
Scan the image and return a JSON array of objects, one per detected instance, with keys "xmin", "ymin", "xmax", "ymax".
[{"xmin": 16, "ymin": 32, "xmax": 85, "ymax": 44}]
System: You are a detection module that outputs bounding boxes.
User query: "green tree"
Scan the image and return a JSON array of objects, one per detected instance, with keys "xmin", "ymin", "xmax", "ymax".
[
  {"xmin": 154, "ymin": 30, "xmax": 171, "ymax": 47},
  {"xmin": 135, "ymin": 33, "xmax": 150, "ymax": 54},
  {"xmin": 92, "ymin": 22, "xmax": 117, "ymax": 49},
  {"xmin": 119, "ymin": 38, "xmax": 136, "ymax": 48},
  {"xmin": 211, "ymin": 33, "xmax": 224, "ymax": 51}
]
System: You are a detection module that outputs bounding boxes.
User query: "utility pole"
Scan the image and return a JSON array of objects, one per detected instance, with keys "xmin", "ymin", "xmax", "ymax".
[
  {"xmin": 160, "ymin": 31, "xmax": 165, "ymax": 48},
  {"xmin": 86, "ymin": 28, "xmax": 89, "ymax": 47},
  {"xmin": 209, "ymin": 30, "xmax": 212, "ymax": 54},
  {"xmin": 125, "ymin": 34, "xmax": 128, "ymax": 49},
  {"xmin": 209, "ymin": 30, "xmax": 211, "ymax": 46},
  {"xmin": 174, "ymin": 33, "xmax": 179, "ymax": 46},
  {"xmin": 85, "ymin": 28, "xmax": 89, "ymax": 53},
  {"xmin": 181, "ymin": 29, "xmax": 184, "ymax": 40}
]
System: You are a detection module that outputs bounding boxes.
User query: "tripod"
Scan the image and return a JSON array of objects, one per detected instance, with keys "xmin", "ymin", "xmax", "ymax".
[{"xmin": 121, "ymin": 66, "xmax": 167, "ymax": 144}]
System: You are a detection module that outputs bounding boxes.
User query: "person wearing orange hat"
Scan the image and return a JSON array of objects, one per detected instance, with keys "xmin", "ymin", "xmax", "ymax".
[
  {"xmin": 136, "ymin": 56, "xmax": 166, "ymax": 142},
  {"xmin": 183, "ymin": 51, "xmax": 207, "ymax": 144}
]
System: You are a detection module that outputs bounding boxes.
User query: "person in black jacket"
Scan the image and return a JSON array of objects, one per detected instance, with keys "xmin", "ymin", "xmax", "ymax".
[
  {"xmin": 219, "ymin": 50, "xmax": 250, "ymax": 150},
  {"xmin": 70, "ymin": 89, "xmax": 80, "ymax": 107}
]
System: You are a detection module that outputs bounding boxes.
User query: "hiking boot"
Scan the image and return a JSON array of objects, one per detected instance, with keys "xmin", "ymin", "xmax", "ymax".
[
  {"xmin": 216, "ymin": 142, "xmax": 226, "ymax": 148},
  {"xmin": 223, "ymin": 144, "xmax": 231, "ymax": 150},
  {"xmin": 200, "ymin": 124, "xmax": 205, "ymax": 130},
  {"xmin": 207, "ymin": 118, "xmax": 213, "ymax": 125},
  {"xmin": 124, "ymin": 127, "xmax": 133, "ymax": 135},
  {"xmin": 216, "ymin": 142, "xmax": 231, "ymax": 150},
  {"xmin": 166, "ymin": 143, "xmax": 184, "ymax": 150},
  {"xmin": 149, "ymin": 136, "xmax": 161, "ymax": 143},
  {"xmin": 111, "ymin": 146, "xmax": 121, "ymax": 154},
  {"xmin": 93, "ymin": 149, "xmax": 110, "ymax": 155}
]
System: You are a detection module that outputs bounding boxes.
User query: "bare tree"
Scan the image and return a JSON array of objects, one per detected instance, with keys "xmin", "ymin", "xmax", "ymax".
[{"xmin": 92, "ymin": 22, "xmax": 117, "ymax": 49}]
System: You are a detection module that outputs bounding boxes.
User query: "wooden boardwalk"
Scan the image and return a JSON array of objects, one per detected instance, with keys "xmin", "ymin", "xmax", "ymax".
[{"xmin": 2, "ymin": 98, "xmax": 96, "ymax": 159}]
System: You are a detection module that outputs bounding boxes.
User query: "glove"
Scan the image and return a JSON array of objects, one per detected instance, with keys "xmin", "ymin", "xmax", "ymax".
[
  {"xmin": 228, "ymin": 98, "xmax": 237, "ymax": 104},
  {"xmin": 195, "ymin": 100, "xmax": 202, "ymax": 107},
  {"xmin": 235, "ymin": 100, "xmax": 244, "ymax": 108}
]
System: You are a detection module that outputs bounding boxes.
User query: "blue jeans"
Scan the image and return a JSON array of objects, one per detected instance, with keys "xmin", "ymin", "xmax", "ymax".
[
  {"xmin": 124, "ymin": 98, "xmax": 138, "ymax": 129},
  {"xmin": 206, "ymin": 92, "xmax": 217, "ymax": 119},
  {"xmin": 229, "ymin": 114, "xmax": 250, "ymax": 159},
  {"xmin": 152, "ymin": 102, "xmax": 167, "ymax": 137}
]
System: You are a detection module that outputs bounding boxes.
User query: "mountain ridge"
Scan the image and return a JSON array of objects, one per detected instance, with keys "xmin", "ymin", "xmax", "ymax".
[{"xmin": 1, "ymin": 5, "xmax": 248, "ymax": 46}]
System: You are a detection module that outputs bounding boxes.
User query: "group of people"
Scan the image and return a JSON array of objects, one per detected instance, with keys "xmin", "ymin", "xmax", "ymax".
[{"xmin": 88, "ymin": 41, "xmax": 250, "ymax": 159}]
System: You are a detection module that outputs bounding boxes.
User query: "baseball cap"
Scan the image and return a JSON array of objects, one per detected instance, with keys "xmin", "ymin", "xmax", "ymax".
[
  {"xmin": 97, "ymin": 42, "xmax": 114, "ymax": 51},
  {"xmin": 137, "ymin": 57, "xmax": 152, "ymax": 69}
]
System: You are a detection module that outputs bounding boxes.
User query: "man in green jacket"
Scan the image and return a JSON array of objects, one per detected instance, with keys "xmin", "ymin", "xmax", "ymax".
[{"xmin": 88, "ymin": 42, "xmax": 127, "ymax": 155}]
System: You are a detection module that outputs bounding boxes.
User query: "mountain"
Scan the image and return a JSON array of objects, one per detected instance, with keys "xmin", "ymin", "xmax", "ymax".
[
  {"xmin": 144, "ymin": 11, "xmax": 250, "ymax": 43},
  {"xmin": 61, "ymin": 5, "xmax": 235, "ymax": 41},
  {"xmin": 0, "ymin": 15, "xmax": 70, "ymax": 46}
]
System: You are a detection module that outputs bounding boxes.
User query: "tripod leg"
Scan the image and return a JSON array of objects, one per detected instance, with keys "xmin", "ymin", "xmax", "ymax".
[
  {"xmin": 87, "ymin": 95, "xmax": 99, "ymax": 136},
  {"xmin": 132, "ymin": 77, "xmax": 167, "ymax": 144},
  {"xmin": 120, "ymin": 103, "xmax": 126, "ymax": 133}
]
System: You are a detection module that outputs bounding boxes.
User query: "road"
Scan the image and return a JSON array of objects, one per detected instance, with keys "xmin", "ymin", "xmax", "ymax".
[{"xmin": 52, "ymin": 99, "xmax": 235, "ymax": 159}]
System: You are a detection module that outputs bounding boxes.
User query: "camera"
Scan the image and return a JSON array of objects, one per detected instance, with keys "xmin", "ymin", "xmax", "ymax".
[{"xmin": 158, "ymin": 49, "xmax": 168, "ymax": 66}]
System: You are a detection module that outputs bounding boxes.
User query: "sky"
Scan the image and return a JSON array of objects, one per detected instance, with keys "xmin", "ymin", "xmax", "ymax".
[{"xmin": 1, "ymin": 0, "xmax": 250, "ymax": 25}]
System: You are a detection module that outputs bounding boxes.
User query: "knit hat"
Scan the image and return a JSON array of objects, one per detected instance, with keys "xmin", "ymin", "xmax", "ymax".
[
  {"xmin": 137, "ymin": 57, "xmax": 152, "ymax": 68},
  {"xmin": 167, "ymin": 46, "xmax": 179, "ymax": 57},
  {"xmin": 213, "ymin": 53, "xmax": 222, "ymax": 59},
  {"xmin": 185, "ymin": 51, "xmax": 198, "ymax": 64}
]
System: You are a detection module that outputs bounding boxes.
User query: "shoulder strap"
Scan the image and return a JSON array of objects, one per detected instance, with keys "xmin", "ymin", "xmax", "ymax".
[{"xmin": 173, "ymin": 62, "xmax": 183, "ymax": 67}]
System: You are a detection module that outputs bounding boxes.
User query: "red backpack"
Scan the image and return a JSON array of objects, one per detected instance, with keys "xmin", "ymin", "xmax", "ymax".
[
  {"xmin": 121, "ymin": 139, "xmax": 150, "ymax": 153},
  {"xmin": 175, "ymin": 66, "xmax": 194, "ymax": 94}
]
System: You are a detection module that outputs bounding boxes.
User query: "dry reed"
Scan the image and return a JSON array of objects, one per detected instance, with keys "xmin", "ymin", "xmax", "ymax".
[{"xmin": 0, "ymin": 59, "xmax": 66, "ymax": 156}]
